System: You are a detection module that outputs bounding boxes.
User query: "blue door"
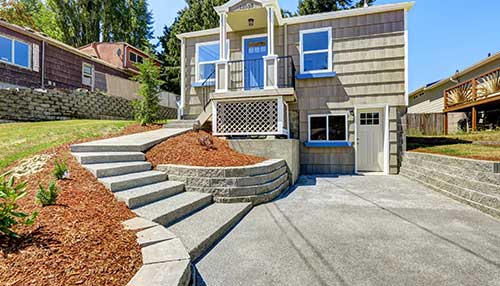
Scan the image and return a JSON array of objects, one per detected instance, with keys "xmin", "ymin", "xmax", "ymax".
[{"xmin": 244, "ymin": 36, "xmax": 267, "ymax": 90}]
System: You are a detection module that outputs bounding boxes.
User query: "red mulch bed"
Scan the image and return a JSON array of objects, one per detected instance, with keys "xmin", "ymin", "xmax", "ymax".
[
  {"xmin": 0, "ymin": 124, "xmax": 162, "ymax": 286},
  {"xmin": 146, "ymin": 130, "xmax": 266, "ymax": 167}
]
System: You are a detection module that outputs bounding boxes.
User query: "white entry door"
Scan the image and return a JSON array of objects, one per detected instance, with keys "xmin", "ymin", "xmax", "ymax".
[{"xmin": 357, "ymin": 109, "xmax": 384, "ymax": 172}]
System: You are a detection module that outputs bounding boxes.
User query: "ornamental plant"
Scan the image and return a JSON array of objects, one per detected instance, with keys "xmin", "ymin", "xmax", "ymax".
[
  {"xmin": 36, "ymin": 181, "xmax": 59, "ymax": 207},
  {"xmin": 132, "ymin": 58, "xmax": 164, "ymax": 125},
  {"xmin": 0, "ymin": 173, "xmax": 38, "ymax": 238},
  {"xmin": 53, "ymin": 159, "xmax": 69, "ymax": 180}
]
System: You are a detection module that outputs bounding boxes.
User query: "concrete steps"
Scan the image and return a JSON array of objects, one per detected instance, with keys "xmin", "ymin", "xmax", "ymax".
[
  {"xmin": 83, "ymin": 161, "xmax": 152, "ymax": 178},
  {"xmin": 164, "ymin": 120, "xmax": 199, "ymax": 129},
  {"xmin": 99, "ymin": 171, "xmax": 167, "ymax": 192},
  {"xmin": 133, "ymin": 192, "xmax": 213, "ymax": 226},
  {"xmin": 73, "ymin": 151, "xmax": 145, "ymax": 164},
  {"xmin": 168, "ymin": 202, "xmax": 252, "ymax": 261},
  {"xmin": 401, "ymin": 152, "xmax": 500, "ymax": 218},
  {"xmin": 115, "ymin": 181, "xmax": 185, "ymax": 208}
]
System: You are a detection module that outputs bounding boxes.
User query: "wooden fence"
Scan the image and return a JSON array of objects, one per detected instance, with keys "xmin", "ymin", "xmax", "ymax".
[{"xmin": 404, "ymin": 113, "xmax": 445, "ymax": 136}]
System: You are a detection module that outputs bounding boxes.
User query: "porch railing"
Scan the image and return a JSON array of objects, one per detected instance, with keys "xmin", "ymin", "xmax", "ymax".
[
  {"xmin": 444, "ymin": 66, "xmax": 500, "ymax": 110},
  {"xmin": 200, "ymin": 71, "xmax": 215, "ymax": 111},
  {"xmin": 227, "ymin": 56, "xmax": 295, "ymax": 91}
]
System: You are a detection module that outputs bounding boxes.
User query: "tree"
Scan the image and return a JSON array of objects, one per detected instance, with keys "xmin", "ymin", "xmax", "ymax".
[
  {"xmin": 298, "ymin": 0, "xmax": 375, "ymax": 15},
  {"xmin": 132, "ymin": 58, "xmax": 164, "ymax": 125}
]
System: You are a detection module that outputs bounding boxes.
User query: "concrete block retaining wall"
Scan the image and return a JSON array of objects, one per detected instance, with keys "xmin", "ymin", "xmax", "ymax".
[
  {"xmin": 0, "ymin": 88, "xmax": 177, "ymax": 121},
  {"xmin": 157, "ymin": 159, "xmax": 289, "ymax": 205},
  {"xmin": 400, "ymin": 151, "xmax": 500, "ymax": 218}
]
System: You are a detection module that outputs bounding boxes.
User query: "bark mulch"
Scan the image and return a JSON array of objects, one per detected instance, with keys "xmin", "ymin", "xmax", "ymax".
[
  {"xmin": 0, "ymin": 124, "xmax": 162, "ymax": 286},
  {"xmin": 146, "ymin": 130, "xmax": 267, "ymax": 167}
]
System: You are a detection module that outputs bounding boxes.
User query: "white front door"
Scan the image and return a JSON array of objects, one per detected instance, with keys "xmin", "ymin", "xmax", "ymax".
[{"xmin": 357, "ymin": 109, "xmax": 384, "ymax": 172}]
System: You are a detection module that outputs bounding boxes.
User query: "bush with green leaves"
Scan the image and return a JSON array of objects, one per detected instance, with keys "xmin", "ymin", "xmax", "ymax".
[
  {"xmin": 53, "ymin": 159, "xmax": 69, "ymax": 180},
  {"xmin": 0, "ymin": 173, "xmax": 38, "ymax": 238},
  {"xmin": 132, "ymin": 58, "xmax": 165, "ymax": 125},
  {"xmin": 36, "ymin": 181, "xmax": 59, "ymax": 207}
]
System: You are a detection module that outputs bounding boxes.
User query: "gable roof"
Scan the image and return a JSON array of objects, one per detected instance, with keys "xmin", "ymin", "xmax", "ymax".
[
  {"xmin": 410, "ymin": 50, "xmax": 500, "ymax": 98},
  {"xmin": 177, "ymin": 1, "xmax": 414, "ymax": 39}
]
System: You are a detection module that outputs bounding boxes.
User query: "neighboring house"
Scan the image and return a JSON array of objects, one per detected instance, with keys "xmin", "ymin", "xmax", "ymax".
[
  {"xmin": 177, "ymin": 0, "xmax": 413, "ymax": 175},
  {"xmin": 409, "ymin": 51, "xmax": 500, "ymax": 133},
  {"xmin": 0, "ymin": 20, "xmax": 139, "ymax": 99},
  {"xmin": 78, "ymin": 42, "xmax": 161, "ymax": 74}
]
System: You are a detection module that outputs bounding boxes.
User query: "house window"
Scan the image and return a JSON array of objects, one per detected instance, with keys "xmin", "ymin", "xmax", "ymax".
[
  {"xmin": 309, "ymin": 114, "xmax": 347, "ymax": 142},
  {"xmin": 129, "ymin": 52, "xmax": 144, "ymax": 64},
  {"xmin": 196, "ymin": 40, "xmax": 229, "ymax": 82},
  {"xmin": 300, "ymin": 28, "xmax": 332, "ymax": 73},
  {"xmin": 360, "ymin": 112, "xmax": 380, "ymax": 125},
  {"xmin": 0, "ymin": 35, "xmax": 31, "ymax": 69},
  {"xmin": 82, "ymin": 63, "xmax": 94, "ymax": 87}
]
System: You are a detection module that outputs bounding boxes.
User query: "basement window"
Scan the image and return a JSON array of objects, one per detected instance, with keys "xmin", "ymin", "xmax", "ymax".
[{"xmin": 308, "ymin": 114, "xmax": 347, "ymax": 142}]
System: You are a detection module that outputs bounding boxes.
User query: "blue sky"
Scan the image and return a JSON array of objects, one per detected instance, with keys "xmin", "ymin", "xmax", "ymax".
[{"xmin": 148, "ymin": 0, "xmax": 500, "ymax": 91}]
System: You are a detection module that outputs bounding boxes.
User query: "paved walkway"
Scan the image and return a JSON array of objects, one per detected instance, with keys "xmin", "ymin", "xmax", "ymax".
[
  {"xmin": 195, "ymin": 175, "xmax": 500, "ymax": 286},
  {"xmin": 71, "ymin": 128, "xmax": 190, "ymax": 152}
]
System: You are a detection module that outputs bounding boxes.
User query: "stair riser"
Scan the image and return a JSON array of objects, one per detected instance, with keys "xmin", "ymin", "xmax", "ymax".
[
  {"xmin": 91, "ymin": 164, "xmax": 152, "ymax": 178},
  {"xmin": 71, "ymin": 145, "xmax": 142, "ymax": 153},
  {"xmin": 400, "ymin": 167, "xmax": 500, "ymax": 210},
  {"xmin": 78, "ymin": 154, "xmax": 145, "ymax": 164},
  {"xmin": 153, "ymin": 196, "xmax": 213, "ymax": 226},
  {"xmin": 124, "ymin": 185, "xmax": 185, "ymax": 209},
  {"xmin": 402, "ymin": 160, "xmax": 500, "ymax": 197},
  {"xmin": 403, "ymin": 152, "xmax": 499, "ymax": 174},
  {"xmin": 400, "ymin": 169, "xmax": 500, "ymax": 218},
  {"xmin": 403, "ymin": 156, "xmax": 500, "ymax": 186},
  {"xmin": 102, "ymin": 173, "xmax": 167, "ymax": 192},
  {"xmin": 214, "ymin": 181, "xmax": 290, "ymax": 205},
  {"xmin": 190, "ymin": 204, "xmax": 252, "ymax": 261}
]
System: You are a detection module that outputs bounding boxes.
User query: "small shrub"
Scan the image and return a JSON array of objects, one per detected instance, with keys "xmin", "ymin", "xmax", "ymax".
[
  {"xmin": 198, "ymin": 135, "xmax": 215, "ymax": 150},
  {"xmin": 36, "ymin": 181, "xmax": 59, "ymax": 206},
  {"xmin": 53, "ymin": 159, "xmax": 69, "ymax": 180},
  {"xmin": 0, "ymin": 173, "xmax": 38, "ymax": 238},
  {"xmin": 132, "ymin": 58, "xmax": 164, "ymax": 125}
]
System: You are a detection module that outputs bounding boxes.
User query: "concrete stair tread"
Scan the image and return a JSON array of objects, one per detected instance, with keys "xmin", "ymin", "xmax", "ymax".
[
  {"xmin": 133, "ymin": 191, "xmax": 213, "ymax": 226},
  {"xmin": 72, "ymin": 151, "xmax": 145, "ymax": 164},
  {"xmin": 115, "ymin": 181, "xmax": 185, "ymax": 208},
  {"xmin": 127, "ymin": 260, "xmax": 190, "ymax": 286},
  {"xmin": 99, "ymin": 170, "xmax": 167, "ymax": 192},
  {"xmin": 168, "ymin": 202, "xmax": 252, "ymax": 260},
  {"xmin": 83, "ymin": 161, "xmax": 151, "ymax": 178}
]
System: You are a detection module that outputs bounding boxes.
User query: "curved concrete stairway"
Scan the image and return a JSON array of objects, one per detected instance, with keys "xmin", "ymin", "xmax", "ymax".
[
  {"xmin": 400, "ymin": 152, "xmax": 500, "ymax": 218},
  {"xmin": 71, "ymin": 129, "xmax": 252, "ymax": 285}
]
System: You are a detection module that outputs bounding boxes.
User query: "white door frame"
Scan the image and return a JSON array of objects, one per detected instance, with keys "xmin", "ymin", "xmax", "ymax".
[{"xmin": 354, "ymin": 104, "xmax": 390, "ymax": 175}]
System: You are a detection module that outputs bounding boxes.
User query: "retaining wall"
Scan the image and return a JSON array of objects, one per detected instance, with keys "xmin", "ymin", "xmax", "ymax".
[
  {"xmin": 157, "ymin": 159, "xmax": 289, "ymax": 205},
  {"xmin": 0, "ymin": 88, "xmax": 177, "ymax": 121}
]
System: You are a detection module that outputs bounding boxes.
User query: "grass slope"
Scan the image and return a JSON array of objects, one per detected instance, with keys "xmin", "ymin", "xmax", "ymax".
[{"xmin": 0, "ymin": 120, "xmax": 134, "ymax": 169}]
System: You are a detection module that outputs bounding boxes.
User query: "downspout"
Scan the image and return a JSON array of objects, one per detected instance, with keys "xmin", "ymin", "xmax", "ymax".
[
  {"xmin": 41, "ymin": 40, "xmax": 45, "ymax": 89},
  {"xmin": 180, "ymin": 38, "xmax": 186, "ymax": 119}
]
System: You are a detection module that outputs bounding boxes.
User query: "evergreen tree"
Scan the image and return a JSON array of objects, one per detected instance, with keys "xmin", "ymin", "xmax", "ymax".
[{"xmin": 298, "ymin": 0, "xmax": 375, "ymax": 15}]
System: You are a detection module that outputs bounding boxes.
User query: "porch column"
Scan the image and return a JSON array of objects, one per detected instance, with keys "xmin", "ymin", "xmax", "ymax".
[
  {"xmin": 472, "ymin": 107, "xmax": 477, "ymax": 131},
  {"xmin": 216, "ymin": 12, "xmax": 228, "ymax": 92},
  {"xmin": 263, "ymin": 5, "xmax": 277, "ymax": 89}
]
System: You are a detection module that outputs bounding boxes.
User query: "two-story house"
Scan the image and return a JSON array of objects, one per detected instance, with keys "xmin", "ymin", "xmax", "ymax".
[{"xmin": 176, "ymin": 0, "xmax": 413, "ymax": 175}]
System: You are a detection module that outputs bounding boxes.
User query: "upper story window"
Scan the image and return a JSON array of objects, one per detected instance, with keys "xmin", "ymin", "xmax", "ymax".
[
  {"xmin": 0, "ymin": 35, "xmax": 31, "ymax": 69},
  {"xmin": 196, "ymin": 40, "xmax": 229, "ymax": 82},
  {"xmin": 82, "ymin": 63, "xmax": 94, "ymax": 87},
  {"xmin": 308, "ymin": 114, "xmax": 347, "ymax": 142},
  {"xmin": 129, "ymin": 51, "xmax": 144, "ymax": 64},
  {"xmin": 300, "ymin": 27, "xmax": 332, "ymax": 74}
]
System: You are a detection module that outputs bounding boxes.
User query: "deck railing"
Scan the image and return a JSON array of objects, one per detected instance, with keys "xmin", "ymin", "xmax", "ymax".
[
  {"xmin": 444, "ymin": 66, "xmax": 500, "ymax": 110},
  {"xmin": 200, "ymin": 71, "xmax": 216, "ymax": 112}
]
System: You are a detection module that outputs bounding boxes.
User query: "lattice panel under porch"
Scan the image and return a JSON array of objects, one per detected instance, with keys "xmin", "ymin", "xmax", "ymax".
[{"xmin": 216, "ymin": 99, "xmax": 279, "ymax": 134}]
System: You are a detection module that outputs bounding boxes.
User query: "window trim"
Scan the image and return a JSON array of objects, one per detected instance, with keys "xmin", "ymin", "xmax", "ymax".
[
  {"xmin": 82, "ymin": 62, "xmax": 95, "ymax": 89},
  {"xmin": 307, "ymin": 113, "xmax": 348, "ymax": 142},
  {"xmin": 195, "ymin": 40, "xmax": 230, "ymax": 83},
  {"xmin": 299, "ymin": 27, "xmax": 333, "ymax": 74},
  {"xmin": 129, "ymin": 51, "xmax": 144, "ymax": 64},
  {"xmin": 0, "ymin": 34, "xmax": 32, "ymax": 70}
]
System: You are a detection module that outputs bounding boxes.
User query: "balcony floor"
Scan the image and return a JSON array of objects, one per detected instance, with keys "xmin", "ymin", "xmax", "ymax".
[{"xmin": 211, "ymin": 87, "xmax": 296, "ymax": 102}]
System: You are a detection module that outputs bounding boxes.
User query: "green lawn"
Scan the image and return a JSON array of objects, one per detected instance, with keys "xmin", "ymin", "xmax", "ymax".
[
  {"xmin": 407, "ymin": 130, "xmax": 500, "ymax": 161},
  {"xmin": 0, "ymin": 120, "xmax": 135, "ymax": 170}
]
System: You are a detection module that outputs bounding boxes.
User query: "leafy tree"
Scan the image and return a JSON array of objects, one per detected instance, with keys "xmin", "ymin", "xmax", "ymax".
[
  {"xmin": 298, "ymin": 0, "xmax": 375, "ymax": 15},
  {"xmin": 132, "ymin": 58, "xmax": 164, "ymax": 125}
]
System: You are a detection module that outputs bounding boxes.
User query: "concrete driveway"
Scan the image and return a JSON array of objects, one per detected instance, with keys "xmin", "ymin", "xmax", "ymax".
[{"xmin": 194, "ymin": 175, "xmax": 500, "ymax": 286}]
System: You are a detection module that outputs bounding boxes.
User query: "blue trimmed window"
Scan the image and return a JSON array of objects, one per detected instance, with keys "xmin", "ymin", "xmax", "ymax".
[
  {"xmin": 300, "ymin": 28, "xmax": 332, "ymax": 74},
  {"xmin": 0, "ymin": 35, "xmax": 30, "ymax": 69},
  {"xmin": 196, "ymin": 41, "xmax": 229, "ymax": 82}
]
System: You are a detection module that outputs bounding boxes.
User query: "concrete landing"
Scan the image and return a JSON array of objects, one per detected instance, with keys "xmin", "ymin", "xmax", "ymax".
[{"xmin": 71, "ymin": 128, "xmax": 190, "ymax": 152}]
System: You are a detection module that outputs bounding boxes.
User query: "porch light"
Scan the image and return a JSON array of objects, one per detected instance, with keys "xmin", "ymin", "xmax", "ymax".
[{"xmin": 248, "ymin": 18, "xmax": 255, "ymax": 27}]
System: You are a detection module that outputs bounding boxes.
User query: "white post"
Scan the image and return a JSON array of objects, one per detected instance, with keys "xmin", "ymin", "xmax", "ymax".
[
  {"xmin": 266, "ymin": 6, "xmax": 274, "ymax": 55},
  {"xmin": 384, "ymin": 105, "xmax": 390, "ymax": 175},
  {"xmin": 179, "ymin": 38, "xmax": 185, "ymax": 119},
  {"xmin": 354, "ymin": 107, "xmax": 358, "ymax": 174},
  {"xmin": 219, "ymin": 12, "xmax": 227, "ymax": 60},
  {"xmin": 277, "ymin": 96, "xmax": 284, "ymax": 134},
  {"xmin": 263, "ymin": 6, "xmax": 277, "ymax": 89},
  {"xmin": 216, "ymin": 12, "xmax": 228, "ymax": 92}
]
